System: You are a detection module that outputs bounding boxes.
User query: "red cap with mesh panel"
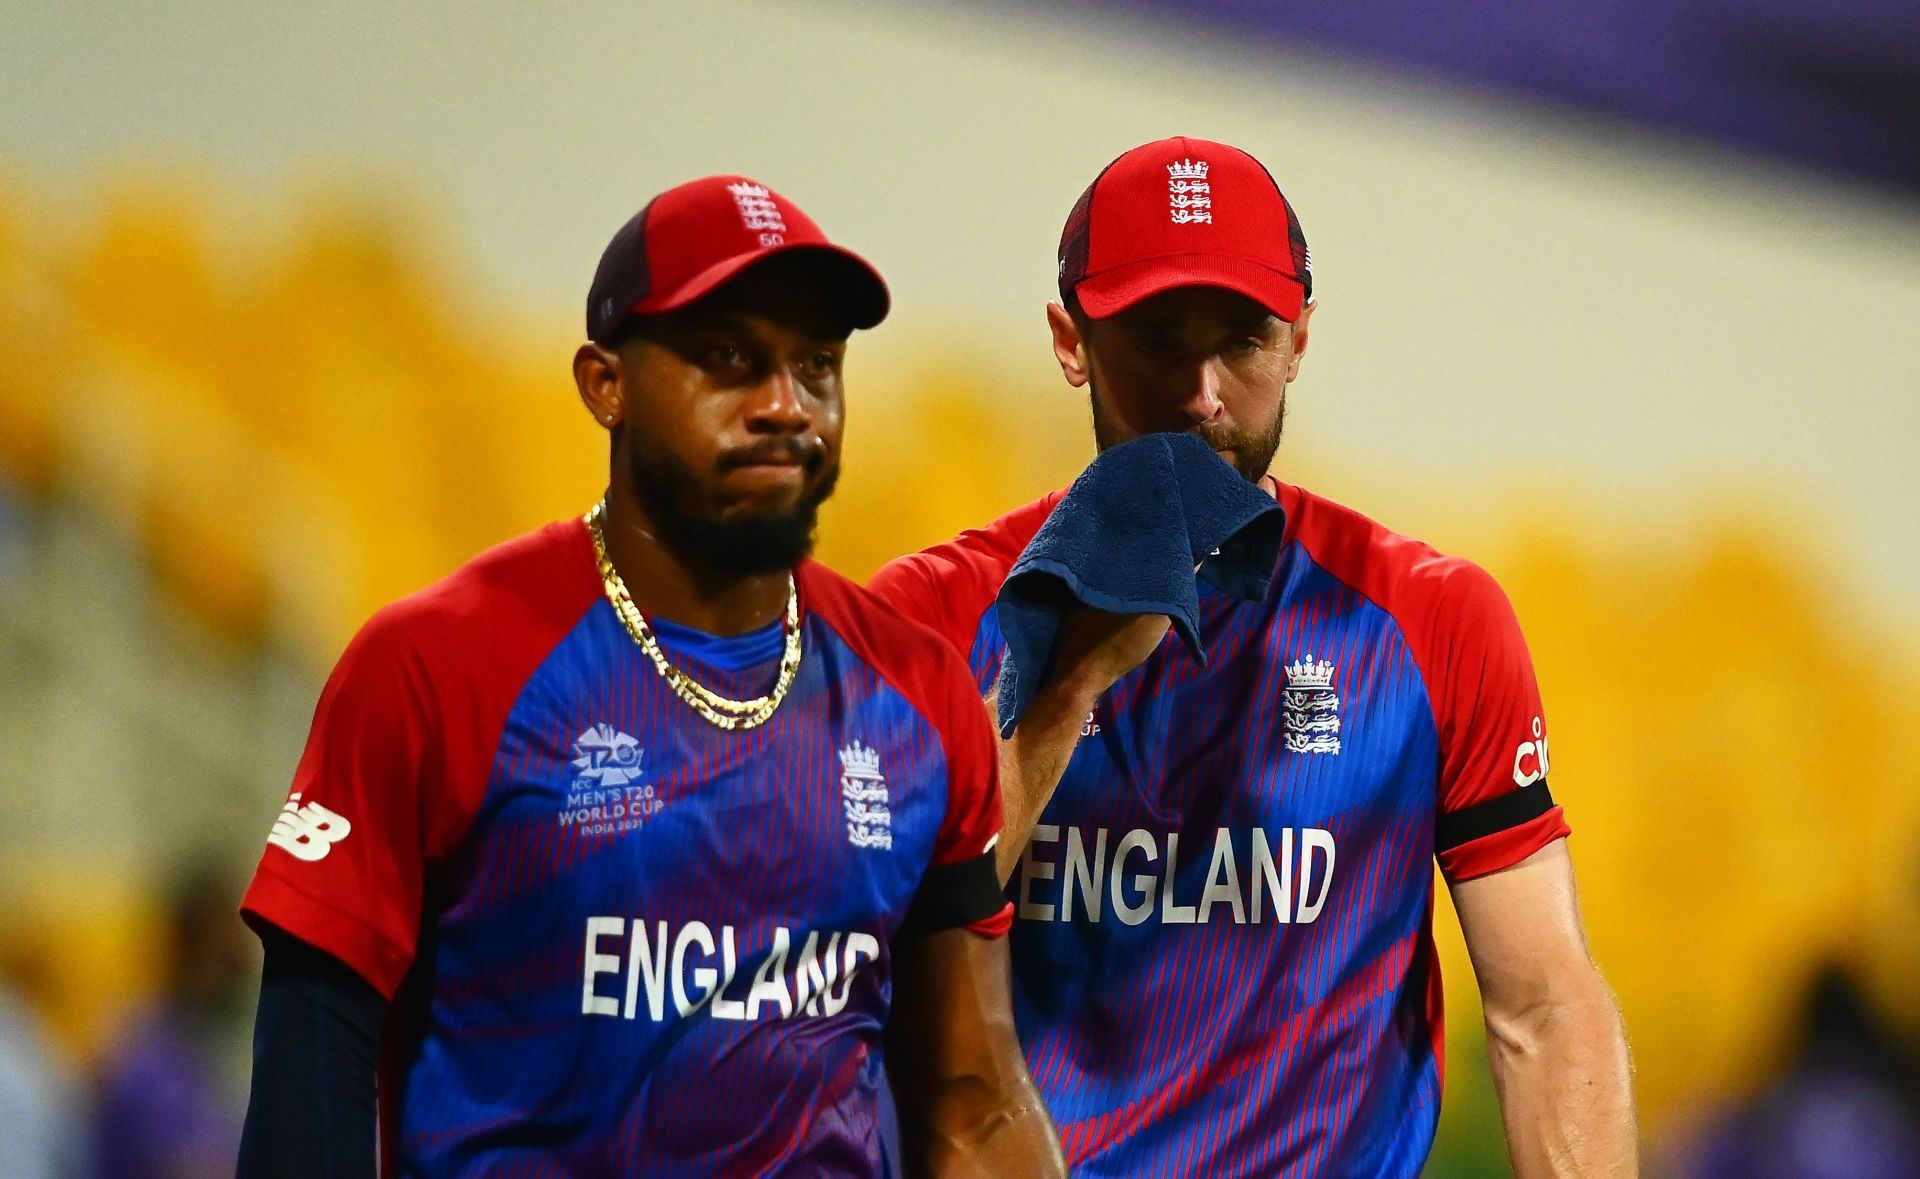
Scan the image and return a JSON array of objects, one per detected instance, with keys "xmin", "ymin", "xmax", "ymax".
[
  {"xmin": 587, "ymin": 175, "xmax": 890, "ymax": 344},
  {"xmin": 1057, "ymin": 136, "xmax": 1313, "ymax": 322}
]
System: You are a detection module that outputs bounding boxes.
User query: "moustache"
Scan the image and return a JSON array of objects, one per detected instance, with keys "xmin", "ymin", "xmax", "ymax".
[
  {"xmin": 718, "ymin": 438, "xmax": 827, "ymax": 472},
  {"xmin": 1193, "ymin": 425, "xmax": 1251, "ymax": 453}
]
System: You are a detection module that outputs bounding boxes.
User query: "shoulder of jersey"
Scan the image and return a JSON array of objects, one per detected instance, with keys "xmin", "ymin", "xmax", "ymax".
[
  {"xmin": 348, "ymin": 518, "xmax": 602, "ymax": 666},
  {"xmin": 869, "ymin": 490, "xmax": 1066, "ymax": 623},
  {"xmin": 1279, "ymin": 481, "xmax": 1512, "ymax": 632},
  {"xmin": 800, "ymin": 558, "xmax": 978, "ymax": 681},
  {"xmin": 933, "ymin": 489, "xmax": 1066, "ymax": 574}
]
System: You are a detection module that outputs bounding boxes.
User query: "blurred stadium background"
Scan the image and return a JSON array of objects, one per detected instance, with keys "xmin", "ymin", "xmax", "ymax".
[{"xmin": 3, "ymin": 1, "xmax": 1917, "ymax": 1174}]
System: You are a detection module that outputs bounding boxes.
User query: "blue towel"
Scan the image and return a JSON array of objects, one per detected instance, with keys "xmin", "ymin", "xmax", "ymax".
[{"xmin": 993, "ymin": 433, "xmax": 1288, "ymax": 737}]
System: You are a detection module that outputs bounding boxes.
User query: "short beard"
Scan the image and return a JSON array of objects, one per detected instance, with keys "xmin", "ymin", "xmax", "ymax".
[
  {"xmin": 1088, "ymin": 380, "xmax": 1287, "ymax": 483},
  {"xmin": 626, "ymin": 434, "xmax": 839, "ymax": 580}
]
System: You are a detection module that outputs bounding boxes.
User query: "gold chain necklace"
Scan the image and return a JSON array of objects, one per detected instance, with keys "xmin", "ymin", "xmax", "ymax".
[{"xmin": 585, "ymin": 499, "xmax": 802, "ymax": 731}]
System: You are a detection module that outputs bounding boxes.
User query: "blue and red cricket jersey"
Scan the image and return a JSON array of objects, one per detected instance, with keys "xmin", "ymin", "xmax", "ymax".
[
  {"xmin": 868, "ymin": 479, "xmax": 1571, "ymax": 1177},
  {"xmin": 243, "ymin": 516, "xmax": 1010, "ymax": 1177}
]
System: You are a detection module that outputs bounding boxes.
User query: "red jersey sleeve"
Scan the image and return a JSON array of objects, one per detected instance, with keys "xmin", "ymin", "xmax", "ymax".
[
  {"xmin": 241, "ymin": 607, "xmax": 446, "ymax": 998},
  {"xmin": 866, "ymin": 491, "xmax": 1063, "ymax": 661},
  {"xmin": 866, "ymin": 548, "xmax": 994, "ymax": 659},
  {"xmin": 865, "ymin": 553, "xmax": 954, "ymax": 645},
  {"xmin": 1427, "ymin": 561, "xmax": 1571, "ymax": 881},
  {"xmin": 931, "ymin": 647, "xmax": 1006, "ymax": 869},
  {"xmin": 900, "ymin": 639, "xmax": 1013, "ymax": 939},
  {"xmin": 241, "ymin": 519, "xmax": 600, "ymax": 997}
]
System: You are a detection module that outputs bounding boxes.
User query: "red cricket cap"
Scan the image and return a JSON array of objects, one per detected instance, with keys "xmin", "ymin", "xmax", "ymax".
[
  {"xmin": 587, "ymin": 175, "xmax": 890, "ymax": 344},
  {"xmin": 1058, "ymin": 136, "xmax": 1313, "ymax": 322}
]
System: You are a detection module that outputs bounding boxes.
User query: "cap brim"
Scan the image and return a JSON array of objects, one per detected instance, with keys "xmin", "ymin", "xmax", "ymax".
[
  {"xmin": 634, "ymin": 242, "xmax": 890, "ymax": 331},
  {"xmin": 1075, "ymin": 253, "xmax": 1306, "ymax": 323}
]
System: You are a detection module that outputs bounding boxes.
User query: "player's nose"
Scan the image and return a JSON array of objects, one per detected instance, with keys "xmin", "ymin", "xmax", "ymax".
[
  {"xmin": 743, "ymin": 369, "xmax": 811, "ymax": 433},
  {"xmin": 1176, "ymin": 359, "xmax": 1227, "ymax": 426}
]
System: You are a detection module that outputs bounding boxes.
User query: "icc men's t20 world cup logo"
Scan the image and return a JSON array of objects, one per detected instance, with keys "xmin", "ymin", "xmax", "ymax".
[{"xmin": 560, "ymin": 723, "xmax": 660, "ymax": 835}]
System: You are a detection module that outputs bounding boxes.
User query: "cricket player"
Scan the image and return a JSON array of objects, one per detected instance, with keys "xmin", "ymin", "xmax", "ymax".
[
  {"xmin": 236, "ymin": 175, "xmax": 1065, "ymax": 1177},
  {"xmin": 869, "ymin": 137, "xmax": 1638, "ymax": 1176}
]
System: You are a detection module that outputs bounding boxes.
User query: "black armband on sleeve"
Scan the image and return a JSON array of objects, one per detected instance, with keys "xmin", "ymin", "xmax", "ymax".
[
  {"xmin": 1435, "ymin": 779, "xmax": 1557, "ymax": 852},
  {"xmin": 236, "ymin": 925, "xmax": 387, "ymax": 1179},
  {"xmin": 898, "ymin": 851, "xmax": 1006, "ymax": 938}
]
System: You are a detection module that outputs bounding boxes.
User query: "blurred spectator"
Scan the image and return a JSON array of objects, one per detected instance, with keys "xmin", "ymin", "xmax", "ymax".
[
  {"xmin": 92, "ymin": 865, "xmax": 254, "ymax": 1179},
  {"xmin": 1679, "ymin": 962, "xmax": 1920, "ymax": 1179},
  {"xmin": 0, "ymin": 952, "xmax": 87, "ymax": 1179}
]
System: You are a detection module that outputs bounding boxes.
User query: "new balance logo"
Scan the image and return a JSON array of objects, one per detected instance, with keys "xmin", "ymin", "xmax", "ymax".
[{"xmin": 266, "ymin": 793, "xmax": 351, "ymax": 862}]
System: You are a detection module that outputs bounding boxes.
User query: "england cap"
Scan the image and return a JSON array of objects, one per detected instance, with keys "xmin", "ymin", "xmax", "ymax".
[
  {"xmin": 1058, "ymin": 136, "xmax": 1312, "ymax": 322},
  {"xmin": 587, "ymin": 175, "xmax": 890, "ymax": 345}
]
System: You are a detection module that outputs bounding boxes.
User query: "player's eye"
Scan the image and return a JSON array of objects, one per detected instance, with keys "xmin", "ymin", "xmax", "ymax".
[
  {"xmin": 700, "ymin": 341, "xmax": 750, "ymax": 373},
  {"xmin": 794, "ymin": 347, "xmax": 842, "ymax": 383}
]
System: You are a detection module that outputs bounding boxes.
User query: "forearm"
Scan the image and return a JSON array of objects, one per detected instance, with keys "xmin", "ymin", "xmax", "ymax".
[
  {"xmin": 910, "ymin": 1072, "xmax": 1066, "ymax": 1179},
  {"xmin": 993, "ymin": 680, "xmax": 1099, "ymax": 882},
  {"xmin": 1485, "ymin": 983, "xmax": 1637, "ymax": 1178},
  {"xmin": 888, "ymin": 927, "xmax": 1067, "ymax": 1178}
]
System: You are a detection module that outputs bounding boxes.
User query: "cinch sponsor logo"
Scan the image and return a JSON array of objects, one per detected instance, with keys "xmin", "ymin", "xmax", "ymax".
[
  {"xmin": 1014, "ymin": 825, "xmax": 1337, "ymax": 926},
  {"xmin": 581, "ymin": 919, "xmax": 878, "ymax": 1023},
  {"xmin": 1512, "ymin": 715, "xmax": 1550, "ymax": 788}
]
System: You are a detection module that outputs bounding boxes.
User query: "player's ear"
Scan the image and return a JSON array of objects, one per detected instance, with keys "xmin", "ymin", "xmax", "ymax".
[
  {"xmin": 1046, "ymin": 302, "xmax": 1091, "ymax": 389},
  {"xmin": 574, "ymin": 341, "xmax": 627, "ymax": 431},
  {"xmin": 1285, "ymin": 299, "xmax": 1316, "ymax": 384}
]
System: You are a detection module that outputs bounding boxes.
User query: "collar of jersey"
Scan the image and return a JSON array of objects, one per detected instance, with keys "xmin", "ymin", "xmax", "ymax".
[{"xmin": 646, "ymin": 613, "xmax": 786, "ymax": 672}]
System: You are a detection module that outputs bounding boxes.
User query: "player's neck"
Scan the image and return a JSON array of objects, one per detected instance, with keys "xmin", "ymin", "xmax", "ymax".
[{"xmin": 596, "ymin": 490, "xmax": 792, "ymax": 637}]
